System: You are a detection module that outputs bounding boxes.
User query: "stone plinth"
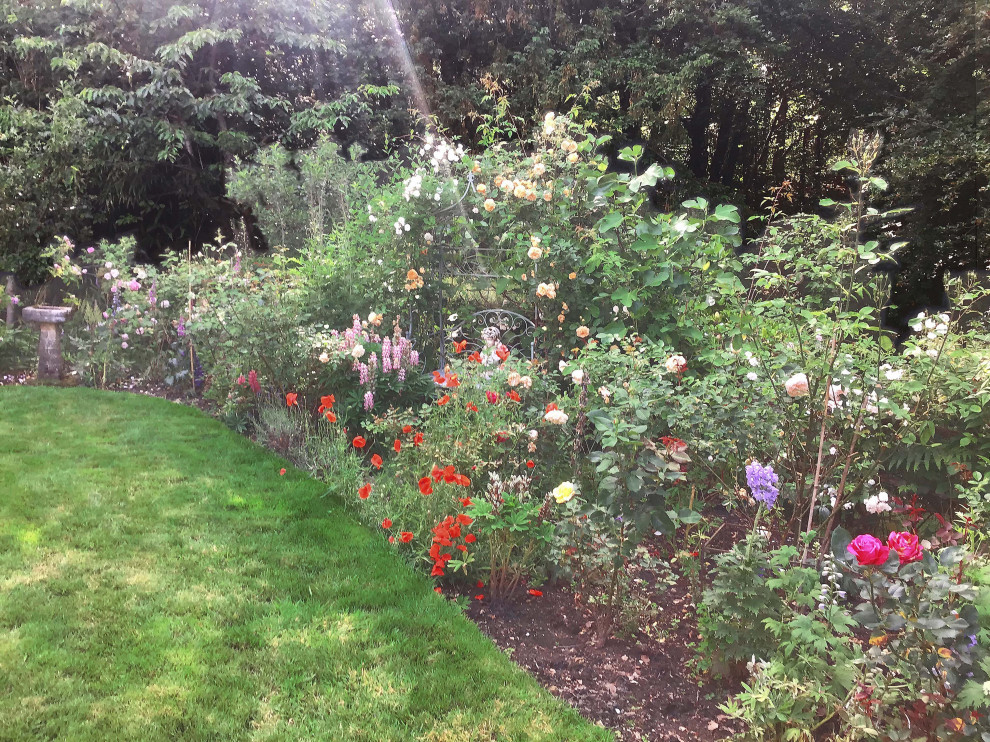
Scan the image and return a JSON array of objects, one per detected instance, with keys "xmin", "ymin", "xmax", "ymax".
[{"xmin": 22, "ymin": 305, "xmax": 74, "ymax": 381}]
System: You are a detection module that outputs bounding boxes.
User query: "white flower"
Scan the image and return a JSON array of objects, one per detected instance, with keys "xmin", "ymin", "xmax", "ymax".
[
  {"xmin": 865, "ymin": 495, "xmax": 891, "ymax": 514},
  {"xmin": 161, "ymin": 300, "xmax": 170, "ymax": 309},
  {"xmin": 351, "ymin": 344, "xmax": 366, "ymax": 359},
  {"xmin": 746, "ymin": 372, "xmax": 758, "ymax": 381},
  {"xmin": 544, "ymin": 409, "xmax": 569, "ymax": 425},
  {"xmin": 829, "ymin": 447, "xmax": 837, "ymax": 456},
  {"xmin": 884, "ymin": 367, "xmax": 904, "ymax": 381},
  {"xmin": 665, "ymin": 354, "xmax": 687, "ymax": 374},
  {"xmin": 598, "ymin": 386, "xmax": 611, "ymax": 402},
  {"xmin": 318, "ymin": 351, "xmax": 330, "ymax": 364},
  {"xmin": 424, "ymin": 232, "xmax": 433, "ymax": 244},
  {"xmin": 527, "ymin": 429, "xmax": 538, "ymax": 440},
  {"xmin": 571, "ymin": 369, "xmax": 584, "ymax": 385}
]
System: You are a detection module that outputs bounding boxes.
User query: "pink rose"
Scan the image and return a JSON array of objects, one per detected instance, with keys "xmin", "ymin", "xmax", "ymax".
[
  {"xmin": 887, "ymin": 531, "xmax": 923, "ymax": 564},
  {"xmin": 847, "ymin": 534, "xmax": 891, "ymax": 566},
  {"xmin": 784, "ymin": 372, "xmax": 810, "ymax": 398}
]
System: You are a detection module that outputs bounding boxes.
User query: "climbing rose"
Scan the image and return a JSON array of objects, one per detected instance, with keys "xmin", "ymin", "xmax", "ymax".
[
  {"xmin": 576, "ymin": 325, "xmax": 590, "ymax": 338},
  {"xmin": 784, "ymin": 373, "xmax": 810, "ymax": 398},
  {"xmin": 847, "ymin": 534, "xmax": 890, "ymax": 566},
  {"xmin": 888, "ymin": 531, "xmax": 923, "ymax": 564}
]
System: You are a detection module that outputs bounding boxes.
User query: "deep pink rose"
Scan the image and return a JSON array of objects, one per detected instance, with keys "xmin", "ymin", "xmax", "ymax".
[
  {"xmin": 887, "ymin": 531, "xmax": 923, "ymax": 564},
  {"xmin": 848, "ymin": 534, "xmax": 891, "ymax": 566}
]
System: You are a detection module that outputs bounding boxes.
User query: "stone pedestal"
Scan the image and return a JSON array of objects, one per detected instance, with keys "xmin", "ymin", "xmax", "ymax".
[{"xmin": 22, "ymin": 306, "xmax": 74, "ymax": 381}]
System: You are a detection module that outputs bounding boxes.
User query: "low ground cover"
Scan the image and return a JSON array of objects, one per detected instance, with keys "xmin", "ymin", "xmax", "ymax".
[{"xmin": 0, "ymin": 386, "xmax": 609, "ymax": 742}]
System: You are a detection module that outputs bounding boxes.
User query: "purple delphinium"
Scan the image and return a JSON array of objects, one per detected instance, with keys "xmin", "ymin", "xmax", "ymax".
[{"xmin": 746, "ymin": 461, "xmax": 780, "ymax": 509}]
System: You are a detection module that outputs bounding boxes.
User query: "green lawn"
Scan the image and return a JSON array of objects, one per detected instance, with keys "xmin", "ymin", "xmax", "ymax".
[{"xmin": 0, "ymin": 387, "xmax": 609, "ymax": 742}]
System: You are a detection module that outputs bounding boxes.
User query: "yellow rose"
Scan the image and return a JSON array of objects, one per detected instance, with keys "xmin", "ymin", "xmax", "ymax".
[{"xmin": 552, "ymin": 481, "xmax": 576, "ymax": 504}]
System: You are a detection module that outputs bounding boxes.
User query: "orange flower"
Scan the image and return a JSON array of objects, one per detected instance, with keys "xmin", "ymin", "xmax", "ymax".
[
  {"xmin": 318, "ymin": 394, "xmax": 335, "ymax": 412},
  {"xmin": 466, "ymin": 402, "xmax": 478, "ymax": 412},
  {"xmin": 394, "ymin": 439, "xmax": 401, "ymax": 453},
  {"xmin": 325, "ymin": 411, "xmax": 337, "ymax": 422},
  {"xmin": 467, "ymin": 351, "xmax": 481, "ymax": 363},
  {"xmin": 444, "ymin": 373, "xmax": 460, "ymax": 388},
  {"xmin": 381, "ymin": 518, "xmax": 392, "ymax": 529},
  {"xmin": 358, "ymin": 483, "xmax": 372, "ymax": 499},
  {"xmin": 459, "ymin": 497, "xmax": 473, "ymax": 507},
  {"xmin": 454, "ymin": 340, "xmax": 468, "ymax": 353},
  {"xmin": 507, "ymin": 390, "xmax": 521, "ymax": 402},
  {"xmin": 371, "ymin": 454, "xmax": 383, "ymax": 469},
  {"xmin": 353, "ymin": 436, "xmax": 367, "ymax": 449},
  {"xmin": 576, "ymin": 325, "xmax": 590, "ymax": 338},
  {"xmin": 496, "ymin": 345, "xmax": 510, "ymax": 362},
  {"xmin": 402, "ymin": 425, "xmax": 413, "ymax": 434},
  {"xmin": 437, "ymin": 394, "xmax": 450, "ymax": 406},
  {"xmin": 285, "ymin": 392, "xmax": 298, "ymax": 407},
  {"xmin": 418, "ymin": 477, "xmax": 434, "ymax": 495},
  {"xmin": 400, "ymin": 531, "xmax": 414, "ymax": 543}
]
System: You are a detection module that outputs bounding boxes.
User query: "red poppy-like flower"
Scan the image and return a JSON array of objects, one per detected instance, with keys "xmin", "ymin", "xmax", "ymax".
[
  {"xmin": 848, "ymin": 534, "xmax": 890, "ymax": 566},
  {"xmin": 545, "ymin": 402, "xmax": 559, "ymax": 413},
  {"xmin": 465, "ymin": 534, "xmax": 476, "ymax": 543},
  {"xmin": 888, "ymin": 531, "xmax": 923, "ymax": 564},
  {"xmin": 400, "ymin": 531, "xmax": 414, "ymax": 543},
  {"xmin": 486, "ymin": 391, "xmax": 498, "ymax": 405},
  {"xmin": 279, "ymin": 468, "xmax": 286, "ymax": 476},
  {"xmin": 325, "ymin": 411, "xmax": 337, "ymax": 422},
  {"xmin": 454, "ymin": 339, "xmax": 468, "ymax": 353},
  {"xmin": 456, "ymin": 474, "xmax": 471, "ymax": 487},
  {"xmin": 457, "ymin": 514, "xmax": 474, "ymax": 526},
  {"xmin": 526, "ymin": 460, "xmax": 535, "ymax": 468},
  {"xmin": 434, "ymin": 586, "xmax": 443, "ymax": 594},
  {"xmin": 456, "ymin": 544, "xmax": 468, "ymax": 552},
  {"xmin": 393, "ymin": 439, "xmax": 401, "ymax": 453},
  {"xmin": 418, "ymin": 477, "xmax": 434, "ymax": 495},
  {"xmin": 371, "ymin": 454, "xmax": 383, "ymax": 469},
  {"xmin": 442, "ymin": 465, "xmax": 458, "ymax": 483},
  {"xmin": 431, "ymin": 465, "xmax": 444, "ymax": 482},
  {"xmin": 382, "ymin": 518, "xmax": 392, "ymax": 529},
  {"xmin": 388, "ymin": 535, "xmax": 395, "ymax": 543},
  {"xmin": 358, "ymin": 483, "xmax": 372, "ymax": 499},
  {"xmin": 496, "ymin": 344, "xmax": 509, "ymax": 362},
  {"xmin": 476, "ymin": 580, "xmax": 484, "ymax": 588},
  {"xmin": 507, "ymin": 390, "xmax": 521, "ymax": 402},
  {"xmin": 431, "ymin": 564, "xmax": 445, "ymax": 577},
  {"xmin": 286, "ymin": 392, "xmax": 298, "ymax": 407},
  {"xmin": 318, "ymin": 394, "xmax": 335, "ymax": 412},
  {"xmin": 528, "ymin": 589, "xmax": 543, "ymax": 597},
  {"xmin": 353, "ymin": 436, "xmax": 366, "ymax": 449},
  {"xmin": 466, "ymin": 402, "xmax": 478, "ymax": 412},
  {"xmin": 432, "ymin": 370, "xmax": 445, "ymax": 384},
  {"xmin": 402, "ymin": 425, "xmax": 412, "ymax": 434},
  {"xmin": 459, "ymin": 497, "xmax": 473, "ymax": 507},
  {"xmin": 444, "ymin": 373, "xmax": 460, "ymax": 388},
  {"xmin": 467, "ymin": 351, "xmax": 482, "ymax": 363},
  {"xmin": 437, "ymin": 394, "xmax": 450, "ymax": 406}
]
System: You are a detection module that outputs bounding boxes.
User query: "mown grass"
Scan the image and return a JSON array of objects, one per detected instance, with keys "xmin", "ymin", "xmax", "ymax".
[{"xmin": 0, "ymin": 387, "xmax": 609, "ymax": 741}]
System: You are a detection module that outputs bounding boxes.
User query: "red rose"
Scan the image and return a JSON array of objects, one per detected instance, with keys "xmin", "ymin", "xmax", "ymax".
[
  {"xmin": 848, "ymin": 534, "xmax": 891, "ymax": 566},
  {"xmin": 888, "ymin": 531, "xmax": 923, "ymax": 564}
]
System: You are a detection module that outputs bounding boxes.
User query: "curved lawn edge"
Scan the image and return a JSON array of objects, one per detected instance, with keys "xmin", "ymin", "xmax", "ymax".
[{"xmin": 0, "ymin": 387, "xmax": 611, "ymax": 741}]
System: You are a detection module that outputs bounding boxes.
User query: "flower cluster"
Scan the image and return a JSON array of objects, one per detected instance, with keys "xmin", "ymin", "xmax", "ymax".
[
  {"xmin": 847, "ymin": 531, "xmax": 923, "ymax": 566},
  {"xmin": 745, "ymin": 461, "xmax": 780, "ymax": 509},
  {"xmin": 429, "ymin": 511, "xmax": 475, "ymax": 577}
]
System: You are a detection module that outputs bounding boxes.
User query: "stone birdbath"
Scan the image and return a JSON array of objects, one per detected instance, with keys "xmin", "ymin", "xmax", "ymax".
[{"xmin": 22, "ymin": 305, "xmax": 74, "ymax": 381}]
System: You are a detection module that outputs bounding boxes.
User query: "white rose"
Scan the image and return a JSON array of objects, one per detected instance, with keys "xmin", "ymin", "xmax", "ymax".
[
  {"xmin": 571, "ymin": 369, "xmax": 585, "ymax": 385},
  {"xmin": 351, "ymin": 344, "xmax": 366, "ymax": 359}
]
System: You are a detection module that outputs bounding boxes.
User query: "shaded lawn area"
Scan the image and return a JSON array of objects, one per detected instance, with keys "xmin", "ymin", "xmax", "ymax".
[{"xmin": 0, "ymin": 387, "xmax": 609, "ymax": 742}]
